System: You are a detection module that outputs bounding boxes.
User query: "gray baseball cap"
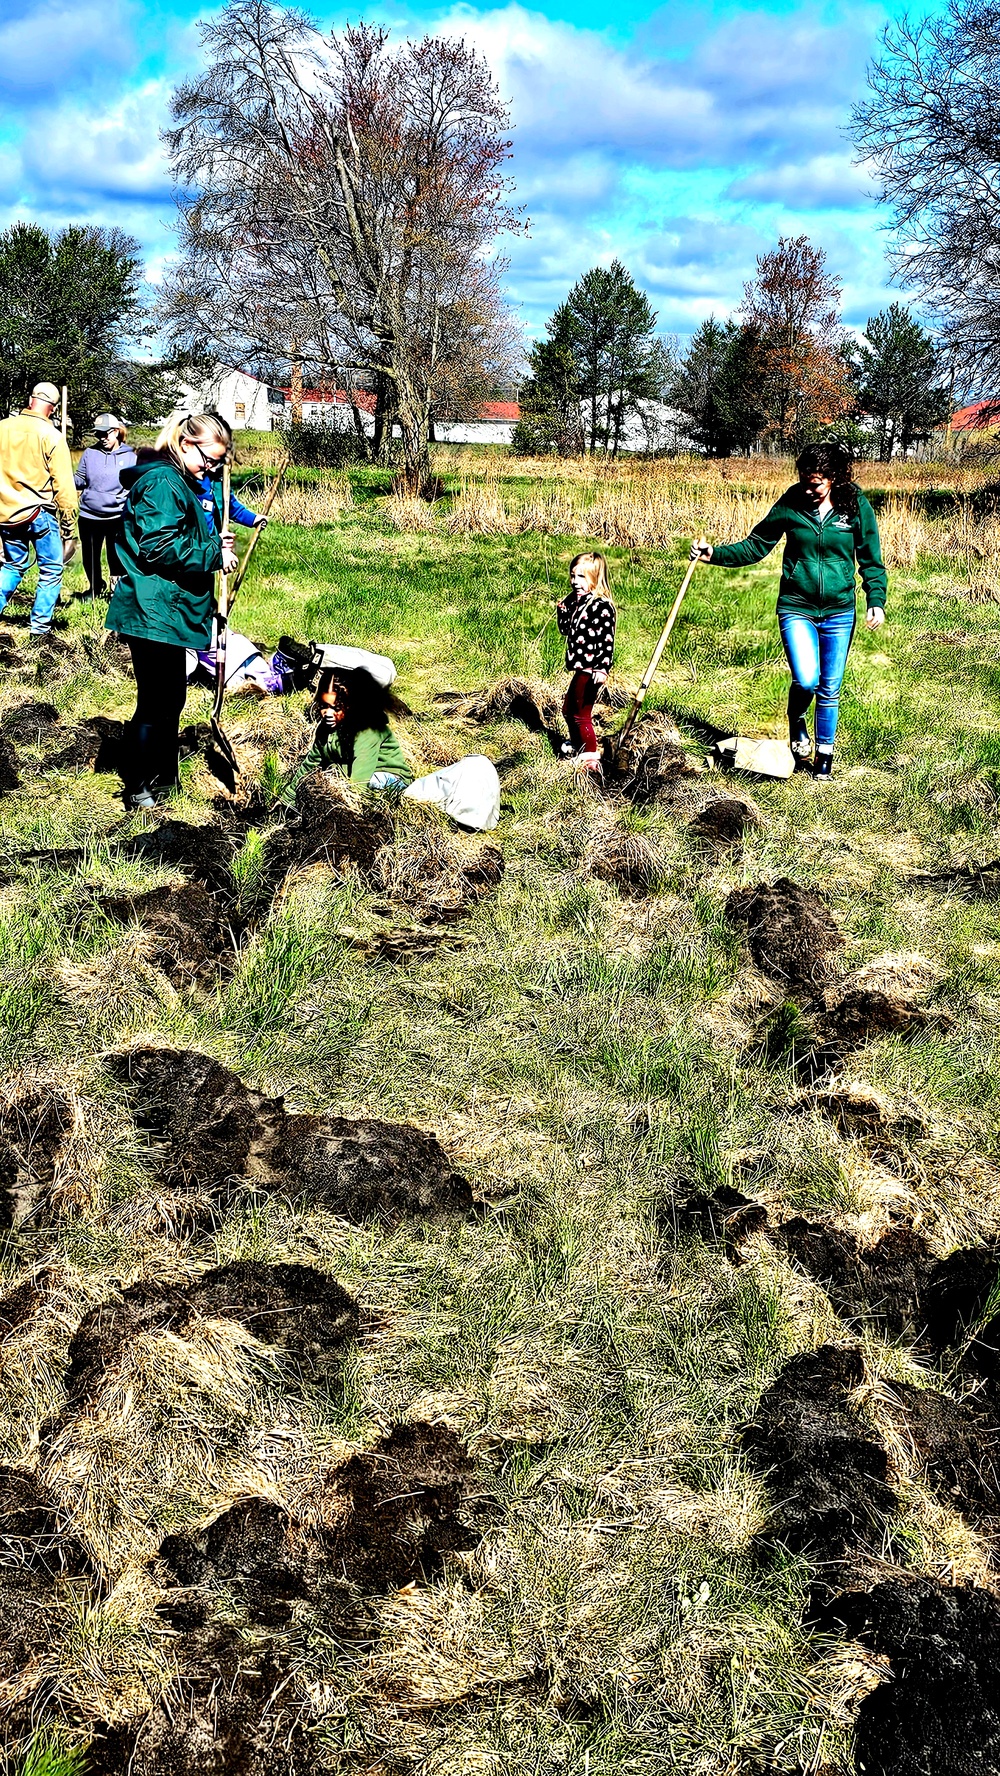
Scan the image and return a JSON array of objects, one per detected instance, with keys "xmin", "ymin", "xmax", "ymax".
[
  {"xmin": 93, "ymin": 414, "xmax": 122, "ymax": 433},
  {"xmin": 31, "ymin": 382, "xmax": 60, "ymax": 405}
]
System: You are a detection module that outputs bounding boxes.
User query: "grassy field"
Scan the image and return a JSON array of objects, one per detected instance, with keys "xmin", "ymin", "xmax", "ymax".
[{"xmin": 0, "ymin": 448, "xmax": 999, "ymax": 1774}]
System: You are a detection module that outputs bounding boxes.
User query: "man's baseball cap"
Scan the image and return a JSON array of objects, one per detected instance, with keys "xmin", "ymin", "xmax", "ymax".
[
  {"xmin": 31, "ymin": 382, "xmax": 60, "ymax": 405},
  {"xmin": 93, "ymin": 414, "xmax": 122, "ymax": 433}
]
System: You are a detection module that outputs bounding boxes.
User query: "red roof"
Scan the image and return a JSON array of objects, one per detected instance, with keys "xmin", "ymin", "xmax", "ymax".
[
  {"xmin": 478, "ymin": 402, "xmax": 520, "ymax": 421},
  {"xmin": 951, "ymin": 400, "xmax": 1000, "ymax": 431}
]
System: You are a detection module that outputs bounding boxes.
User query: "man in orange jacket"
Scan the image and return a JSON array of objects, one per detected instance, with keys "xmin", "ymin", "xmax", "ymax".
[{"xmin": 0, "ymin": 381, "xmax": 78, "ymax": 637}]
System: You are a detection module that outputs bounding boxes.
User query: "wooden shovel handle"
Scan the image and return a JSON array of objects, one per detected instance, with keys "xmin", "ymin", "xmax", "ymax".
[{"xmin": 618, "ymin": 557, "xmax": 699, "ymax": 749}]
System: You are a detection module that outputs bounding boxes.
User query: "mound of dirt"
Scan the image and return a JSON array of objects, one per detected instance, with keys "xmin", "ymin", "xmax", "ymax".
[
  {"xmin": 0, "ymin": 1275, "xmax": 45, "ymax": 1338},
  {"xmin": 819, "ymin": 987, "xmax": 951, "ymax": 1045},
  {"xmin": 323, "ymin": 1420, "xmax": 479, "ymax": 1593},
  {"xmin": 270, "ymin": 773, "xmax": 395, "ymax": 875},
  {"xmin": 671, "ymin": 1184, "xmax": 768, "ymax": 1253},
  {"xmin": 286, "ymin": 1115, "xmax": 474, "ymax": 1222},
  {"xmin": 101, "ymin": 883, "xmax": 234, "ymax": 987},
  {"xmin": 820, "ymin": 1578, "xmax": 1000, "ymax": 1776},
  {"xmin": 742, "ymin": 1346, "xmax": 896, "ymax": 1580},
  {"xmin": 92, "ymin": 1631, "xmax": 321, "ymax": 1776},
  {"xmin": 614, "ymin": 739, "xmax": 700, "ymax": 807},
  {"xmin": 777, "ymin": 1221, "xmax": 934, "ymax": 1332},
  {"xmin": 802, "ymin": 1089, "xmax": 927, "ymax": 1145},
  {"xmin": 588, "ymin": 829, "xmax": 665, "ymax": 893},
  {"xmin": 0, "ymin": 736, "xmax": 20, "ymax": 794},
  {"xmin": 889, "ymin": 1381, "xmax": 1000, "ymax": 1523},
  {"xmin": 920, "ymin": 1245, "xmax": 1000, "ymax": 1392},
  {"xmin": 451, "ymin": 676, "xmax": 561, "ymax": 736},
  {"xmin": 189, "ymin": 1261, "xmax": 358, "ymax": 1363},
  {"xmin": 726, "ymin": 879, "xmax": 844, "ymax": 995},
  {"xmin": 59, "ymin": 1279, "xmax": 197, "ymax": 1415},
  {"xmin": 0, "ymin": 1087, "xmax": 74, "ymax": 1227},
  {"xmin": 124, "ymin": 820, "xmax": 238, "ymax": 896},
  {"xmin": 105, "ymin": 1047, "xmax": 283, "ymax": 1191},
  {"xmin": 688, "ymin": 797, "xmax": 761, "ymax": 843},
  {"xmin": 42, "ymin": 717, "xmax": 114, "ymax": 772},
  {"xmin": 0, "ymin": 700, "xmax": 58, "ymax": 746}
]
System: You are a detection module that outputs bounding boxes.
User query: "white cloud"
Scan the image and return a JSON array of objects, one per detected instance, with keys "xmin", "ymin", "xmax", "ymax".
[
  {"xmin": 18, "ymin": 81, "xmax": 173, "ymax": 205},
  {"xmin": 0, "ymin": 0, "xmax": 135, "ymax": 102},
  {"xmin": 726, "ymin": 154, "xmax": 873, "ymax": 211}
]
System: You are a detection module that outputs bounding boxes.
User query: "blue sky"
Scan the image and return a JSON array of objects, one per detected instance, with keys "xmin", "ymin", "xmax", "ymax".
[{"xmin": 0, "ymin": 0, "xmax": 913, "ymax": 348}]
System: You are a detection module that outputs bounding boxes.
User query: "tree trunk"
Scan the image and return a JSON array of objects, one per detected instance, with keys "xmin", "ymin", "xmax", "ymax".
[
  {"xmin": 290, "ymin": 347, "xmax": 303, "ymax": 426},
  {"xmin": 395, "ymin": 382, "xmax": 432, "ymax": 495},
  {"xmin": 373, "ymin": 373, "xmax": 396, "ymax": 467}
]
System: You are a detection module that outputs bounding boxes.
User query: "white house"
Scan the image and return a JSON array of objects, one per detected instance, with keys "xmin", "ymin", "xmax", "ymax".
[{"xmin": 175, "ymin": 365, "xmax": 277, "ymax": 431}]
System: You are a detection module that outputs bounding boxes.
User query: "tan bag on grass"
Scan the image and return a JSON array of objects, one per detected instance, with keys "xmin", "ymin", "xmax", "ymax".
[{"xmin": 712, "ymin": 736, "xmax": 795, "ymax": 779}]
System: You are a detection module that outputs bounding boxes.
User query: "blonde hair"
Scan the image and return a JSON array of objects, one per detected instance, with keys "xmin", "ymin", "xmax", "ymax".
[
  {"xmin": 155, "ymin": 410, "xmax": 232, "ymax": 472},
  {"xmin": 570, "ymin": 551, "xmax": 613, "ymax": 600}
]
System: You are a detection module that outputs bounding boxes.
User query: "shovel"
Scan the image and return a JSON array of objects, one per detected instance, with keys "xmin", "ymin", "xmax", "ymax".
[
  {"xmin": 209, "ymin": 461, "xmax": 239, "ymax": 788},
  {"xmin": 228, "ymin": 455, "xmax": 289, "ymax": 612},
  {"xmin": 617, "ymin": 556, "xmax": 699, "ymax": 751}
]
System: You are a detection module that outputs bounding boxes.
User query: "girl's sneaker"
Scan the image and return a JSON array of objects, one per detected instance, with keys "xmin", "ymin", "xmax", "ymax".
[
  {"xmin": 575, "ymin": 750, "xmax": 603, "ymax": 773},
  {"xmin": 124, "ymin": 786, "xmax": 157, "ymax": 810},
  {"xmin": 557, "ymin": 741, "xmax": 576, "ymax": 759},
  {"xmin": 813, "ymin": 750, "xmax": 834, "ymax": 780}
]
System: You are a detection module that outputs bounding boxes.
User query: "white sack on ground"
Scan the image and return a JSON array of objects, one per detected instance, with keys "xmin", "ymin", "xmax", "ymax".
[
  {"xmin": 712, "ymin": 736, "xmax": 795, "ymax": 780},
  {"xmin": 403, "ymin": 754, "xmax": 501, "ymax": 831},
  {"xmin": 312, "ymin": 644, "xmax": 397, "ymax": 687}
]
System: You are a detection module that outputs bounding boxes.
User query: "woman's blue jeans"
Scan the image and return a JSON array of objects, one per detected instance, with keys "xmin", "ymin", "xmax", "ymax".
[{"xmin": 778, "ymin": 607, "xmax": 856, "ymax": 749}]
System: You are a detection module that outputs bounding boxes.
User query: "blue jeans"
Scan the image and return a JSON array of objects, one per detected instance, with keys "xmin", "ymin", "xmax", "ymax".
[
  {"xmin": 0, "ymin": 508, "xmax": 63, "ymax": 633},
  {"xmin": 778, "ymin": 607, "xmax": 856, "ymax": 750}
]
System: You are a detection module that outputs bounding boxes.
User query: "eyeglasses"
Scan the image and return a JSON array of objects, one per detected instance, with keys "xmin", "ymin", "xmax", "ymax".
[{"xmin": 187, "ymin": 440, "xmax": 228, "ymax": 473}]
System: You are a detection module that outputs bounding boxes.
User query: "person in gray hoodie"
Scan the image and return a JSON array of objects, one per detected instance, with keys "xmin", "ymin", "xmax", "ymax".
[{"xmin": 74, "ymin": 415, "xmax": 137, "ymax": 599}]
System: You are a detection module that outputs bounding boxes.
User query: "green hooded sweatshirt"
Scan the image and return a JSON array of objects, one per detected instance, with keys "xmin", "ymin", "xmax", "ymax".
[
  {"xmin": 287, "ymin": 722, "xmax": 414, "ymax": 796},
  {"xmin": 708, "ymin": 484, "xmax": 887, "ymax": 615},
  {"xmin": 106, "ymin": 458, "xmax": 223, "ymax": 648}
]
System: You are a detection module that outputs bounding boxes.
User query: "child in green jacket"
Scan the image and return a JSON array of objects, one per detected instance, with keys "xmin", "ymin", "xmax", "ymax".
[
  {"xmin": 285, "ymin": 665, "xmax": 413, "ymax": 802},
  {"xmin": 690, "ymin": 442, "xmax": 887, "ymax": 780}
]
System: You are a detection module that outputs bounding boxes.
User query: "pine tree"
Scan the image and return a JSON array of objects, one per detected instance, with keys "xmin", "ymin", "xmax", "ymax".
[
  {"xmin": 855, "ymin": 304, "xmax": 950, "ymax": 457},
  {"xmin": 670, "ymin": 319, "xmax": 767, "ymax": 456}
]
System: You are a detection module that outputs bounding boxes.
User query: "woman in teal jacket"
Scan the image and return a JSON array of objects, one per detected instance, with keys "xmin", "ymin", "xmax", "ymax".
[
  {"xmin": 691, "ymin": 442, "xmax": 887, "ymax": 779},
  {"xmin": 107, "ymin": 412, "xmax": 238, "ymax": 808}
]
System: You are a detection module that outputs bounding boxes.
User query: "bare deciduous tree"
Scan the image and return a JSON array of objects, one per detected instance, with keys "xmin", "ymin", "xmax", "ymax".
[
  {"xmin": 851, "ymin": 0, "xmax": 1000, "ymax": 395},
  {"xmin": 162, "ymin": 1, "xmax": 522, "ymax": 491},
  {"xmin": 740, "ymin": 236, "xmax": 853, "ymax": 448}
]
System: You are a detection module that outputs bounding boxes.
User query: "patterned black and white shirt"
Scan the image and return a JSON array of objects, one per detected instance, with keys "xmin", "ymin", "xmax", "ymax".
[{"xmin": 556, "ymin": 589, "xmax": 617, "ymax": 673}]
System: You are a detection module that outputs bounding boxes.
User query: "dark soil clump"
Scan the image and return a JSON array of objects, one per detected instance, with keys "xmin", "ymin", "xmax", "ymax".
[
  {"xmin": 804, "ymin": 1089, "xmax": 926, "ymax": 1145},
  {"xmin": 189, "ymin": 1261, "xmax": 358, "ymax": 1363},
  {"xmin": 43, "ymin": 717, "xmax": 113, "ymax": 772},
  {"xmin": 777, "ymin": 1221, "xmax": 934, "ymax": 1332},
  {"xmin": 742, "ymin": 1345, "xmax": 896, "ymax": 1586},
  {"xmin": 92, "ymin": 1630, "xmax": 321, "ymax": 1775},
  {"xmin": 0, "ymin": 1275, "xmax": 44, "ymax": 1338},
  {"xmin": 0, "ymin": 736, "xmax": 20, "ymax": 794},
  {"xmin": 819, "ymin": 987, "xmax": 951, "ymax": 1045},
  {"xmin": 614, "ymin": 740, "xmax": 699, "ymax": 807},
  {"xmin": 286, "ymin": 1114, "xmax": 474, "ymax": 1222},
  {"xmin": 889, "ymin": 1381, "xmax": 1000, "ymax": 1524},
  {"xmin": 60, "ymin": 1279, "xmax": 197, "ymax": 1414},
  {"xmin": 105, "ymin": 1047, "xmax": 283, "ymax": 1191},
  {"xmin": 0, "ymin": 1088, "xmax": 74, "ymax": 1227},
  {"xmin": 101, "ymin": 882, "xmax": 234, "ymax": 986},
  {"xmin": 688, "ymin": 798, "xmax": 760, "ymax": 843},
  {"xmin": 323, "ymin": 1420, "xmax": 479, "ymax": 1592},
  {"xmin": 671, "ymin": 1184, "xmax": 768, "ymax": 1253},
  {"xmin": 819, "ymin": 1578, "xmax": 1000, "ymax": 1776},
  {"xmin": 917, "ymin": 1244, "xmax": 1000, "ymax": 1352},
  {"xmin": 725, "ymin": 879, "xmax": 844, "ymax": 995},
  {"xmin": 0, "ymin": 700, "xmax": 58, "ymax": 746},
  {"xmin": 450, "ymin": 677, "xmax": 561, "ymax": 737},
  {"xmin": 272, "ymin": 773, "xmax": 395, "ymax": 873},
  {"xmin": 124, "ymin": 819, "xmax": 238, "ymax": 896}
]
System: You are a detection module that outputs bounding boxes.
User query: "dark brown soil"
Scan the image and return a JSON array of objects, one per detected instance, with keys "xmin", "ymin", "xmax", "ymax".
[
  {"xmin": 105, "ymin": 1048, "xmax": 284, "ymax": 1191},
  {"xmin": 888, "ymin": 1381, "xmax": 1000, "ymax": 1524},
  {"xmin": 742, "ymin": 1346, "xmax": 896, "ymax": 1579},
  {"xmin": 156, "ymin": 1421, "xmax": 478, "ymax": 1636},
  {"xmin": 285, "ymin": 1114, "xmax": 474, "ymax": 1221},
  {"xmin": 777, "ymin": 1221, "xmax": 935, "ymax": 1332},
  {"xmin": 188, "ymin": 1261, "xmax": 358, "ymax": 1363},
  {"xmin": 725, "ymin": 879, "xmax": 844, "ymax": 995},
  {"xmin": 0, "ymin": 1088, "xmax": 74, "ymax": 1228},
  {"xmin": 917, "ymin": 1244, "xmax": 1000, "ymax": 1352},
  {"xmin": 802, "ymin": 1089, "xmax": 927, "ymax": 1145},
  {"xmin": 0, "ymin": 736, "xmax": 20, "ymax": 794},
  {"xmin": 106, "ymin": 1046, "xmax": 475, "ymax": 1224},
  {"xmin": 454, "ymin": 677, "xmax": 562, "ymax": 736},
  {"xmin": 614, "ymin": 740, "xmax": 699, "ymax": 806},
  {"xmin": 820, "ymin": 988, "xmax": 951, "ymax": 1044},
  {"xmin": 0, "ymin": 700, "xmax": 58, "ymax": 745},
  {"xmin": 671, "ymin": 1184, "xmax": 769, "ymax": 1253},
  {"xmin": 0, "ymin": 1275, "xmax": 44, "ymax": 1338},
  {"xmin": 819, "ymin": 1578, "xmax": 1000, "ymax": 1776},
  {"xmin": 271, "ymin": 773, "xmax": 395, "ymax": 873},
  {"xmin": 688, "ymin": 798, "xmax": 760, "ymax": 843},
  {"xmin": 91, "ymin": 1630, "xmax": 324, "ymax": 1775},
  {"xmin": 124, "ymin": 820, "xmax": 238, "ymax": 896},
  {"xmin": 59, "ymin": 1279, "xmax": 197, "ymax": 1415},
  {"xmin": 43, "ymin": 717, "xmax": 112, "ymax": 772},
  {"xmin": 101, "ymin": 883, "xmax": 234, "ymax": 987}
]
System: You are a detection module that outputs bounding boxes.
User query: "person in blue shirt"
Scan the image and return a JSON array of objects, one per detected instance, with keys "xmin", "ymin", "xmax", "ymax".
[{"xmin": 192, "ymin": 469, "xmax": 267, "ymax": 537}]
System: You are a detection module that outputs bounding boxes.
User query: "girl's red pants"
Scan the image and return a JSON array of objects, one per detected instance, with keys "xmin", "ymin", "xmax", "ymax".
[{"xmin": 563, "ymin": 671, "xmax": 598, "ymax": 752}]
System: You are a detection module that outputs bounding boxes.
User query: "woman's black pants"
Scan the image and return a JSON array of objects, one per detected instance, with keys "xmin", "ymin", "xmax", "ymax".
[
  {"xmin": 79, "ymin": 516, "xmax": 124, "ymax": 596},
  {"xmin": 122, "ymin": 636, "xmax": 189, "ymax": 795}
]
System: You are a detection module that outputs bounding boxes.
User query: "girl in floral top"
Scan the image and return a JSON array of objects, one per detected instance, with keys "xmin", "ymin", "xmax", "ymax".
[{"xmin": 555, "ymin": 551, "xmax": 617, "ymax": 767}]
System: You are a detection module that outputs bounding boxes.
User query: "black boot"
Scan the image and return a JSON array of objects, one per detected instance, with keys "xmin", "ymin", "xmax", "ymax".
[{"xmin": 813, "ymin": 749, "xmax": 834, "ymax": 780}]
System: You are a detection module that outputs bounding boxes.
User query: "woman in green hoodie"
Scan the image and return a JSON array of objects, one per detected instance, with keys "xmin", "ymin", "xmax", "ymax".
[
  {"xmin": 690, "ymin": 442, "xmax": 887, "ymax": 779},
  {"xmin": 107, "ymin": 412, "xmax": 238, "ymax": 808}
]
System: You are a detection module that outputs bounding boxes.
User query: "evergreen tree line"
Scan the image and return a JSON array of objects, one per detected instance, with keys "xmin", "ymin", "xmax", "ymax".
[{"xmin": 517, "ymin": 237, "xmax": 952, "ymax": 460}]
